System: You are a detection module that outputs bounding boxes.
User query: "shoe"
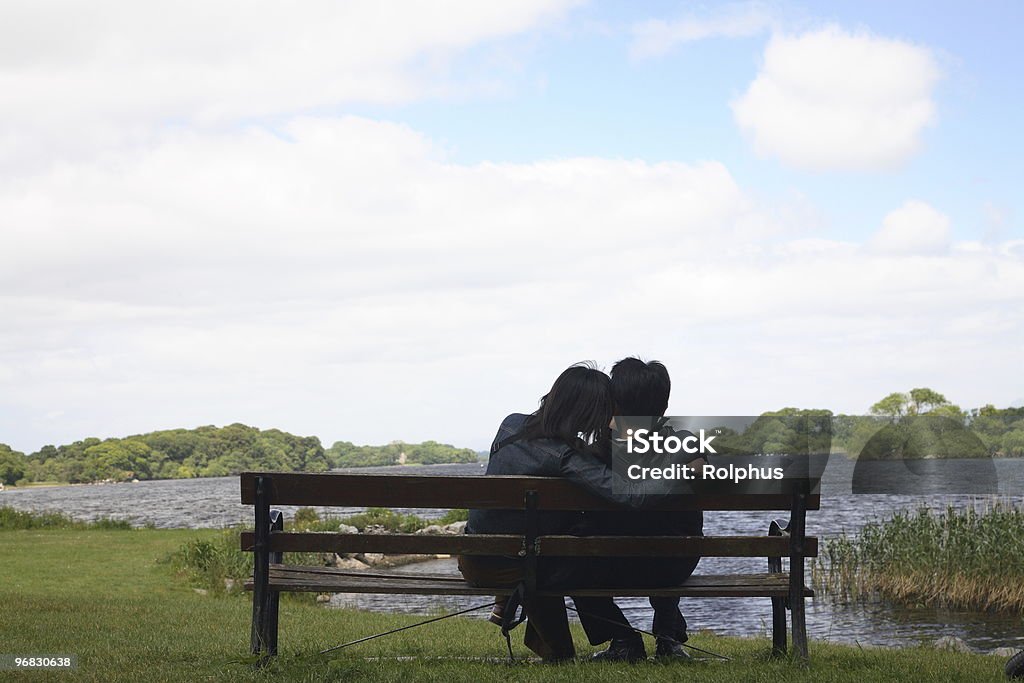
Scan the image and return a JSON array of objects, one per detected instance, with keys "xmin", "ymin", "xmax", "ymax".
[
  {"xmin": 590, "ymin": 636, "xmax": 646, "ymax": 663},
  {"xmin": 654, "ymin": 637, "xmax": 692, "ymax": 661},
  {"xmin": 488, "ymin": 601, "xmax": 504, "ymax": 626}
]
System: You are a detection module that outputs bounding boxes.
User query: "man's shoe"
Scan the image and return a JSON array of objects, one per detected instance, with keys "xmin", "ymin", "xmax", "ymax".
[
  {"xmin": 654, "ymin": 637, "xmax": 692, "ymax": 661},
  {"xmin": 590, "ymin": 636, "xmax": 646, "ymax": 663}
]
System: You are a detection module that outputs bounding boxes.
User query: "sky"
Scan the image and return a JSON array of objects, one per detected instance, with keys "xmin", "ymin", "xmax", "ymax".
[{"xmin": 1, "ymin": 1, "xmax": 1022, "ymax": 454}]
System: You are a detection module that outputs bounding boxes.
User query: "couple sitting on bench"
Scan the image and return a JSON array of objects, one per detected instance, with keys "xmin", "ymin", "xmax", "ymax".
[{"xmin": 459, "ymin": 358, "xmax": 705, "ymax": 663}]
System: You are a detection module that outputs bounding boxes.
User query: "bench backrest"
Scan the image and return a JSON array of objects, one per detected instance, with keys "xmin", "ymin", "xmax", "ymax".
[
  {"xmin": 239, "ymin": 471, "xmax": 819, "ymax": 560},
  {"xmin": 240, "ymin": 472, "xmax": 820, "ymax": 511}
]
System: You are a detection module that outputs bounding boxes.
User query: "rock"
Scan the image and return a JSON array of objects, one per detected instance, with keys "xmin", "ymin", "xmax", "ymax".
[
  {"xmin": 934, "ymin": 636, "xmax": 971, "ymax": 653},
  {"xmin": 223, "ymin": 578, "xmax": 236, "ymax": 591},
  {"xmin": 363, "ymin": 524, "xmax": 388, "ymax": 534},
  {"xmin": 193, "ymin": 588, "xmax": 208, "ymax": 596},
  {"xmin": 990, "ymin": 647, "xmax": 1019, "ymax": 657},
  {"xmin": 334, "ymin": 556, "xmax": 371, "ymax": 571},
  {"xmin": 316, "ymin": 594, "xmax": 331, "ymax": 603},
  {"xmin": 416, "ymin": 521, "xmax": 465, "ymax": 535},
  {"xmin": 377, "ymin": 554, "xmax": 438, "ymax": 568},
  {"xmin": 443, "ymin": 521, "xmax": 467, "ymax": 534},
  {"xmin": 338, "ymin": 523, "xmax": 359, "ymax": 534},
  {"xmin": 359, "ymin": 552, "xmax": 385, "ymax": 565}
]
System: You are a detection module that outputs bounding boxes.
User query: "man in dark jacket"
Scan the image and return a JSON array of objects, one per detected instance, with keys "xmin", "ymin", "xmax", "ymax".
[
  {"xmin": 572, "ymin": 357, "xmax": 703, "ymax": 662},
  {"xmin": 461, "ymin": 410, "xmax": 670, "ymax": 661}
]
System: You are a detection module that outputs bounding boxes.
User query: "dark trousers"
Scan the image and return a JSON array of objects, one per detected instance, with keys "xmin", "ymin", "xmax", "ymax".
[
  {"xmin": 572, "ymin": 555, "xmax": 700, "ymax": 645},
  {"xmin": 457, "ymin": 555, "xmax": 575, "ymax": 661}
]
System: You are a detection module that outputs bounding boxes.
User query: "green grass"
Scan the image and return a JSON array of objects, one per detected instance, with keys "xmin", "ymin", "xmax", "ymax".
[
  {"xmin": 6, "ymin": 480, "xmax": 68, "ymax": 488},
  {"xmin": 816, "ymin": 503, "xmax": 1024, "ymax": 611},
  {"xmin": 0, "ymin": 527, "xmax": 1013, "ymax": 682},
  {"xmin": 0, "ymin": 505, "xmax": 133, "ymax": 530}
]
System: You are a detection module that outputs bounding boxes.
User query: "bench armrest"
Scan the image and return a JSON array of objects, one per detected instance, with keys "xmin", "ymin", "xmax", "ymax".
[
  {"xmin": 767, "ymin": 518, "xmax": 789, "ymax": 574},
  {"xmin": 268, "ymin": 509, "xmax": 284, "ymax": 563}
]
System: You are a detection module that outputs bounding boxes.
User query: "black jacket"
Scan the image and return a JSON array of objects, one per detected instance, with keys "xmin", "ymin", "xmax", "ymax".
[
  {"xmin": 584, "ymin": 418, "xmax": 704, "ymax": 537},
  {"xmin": 466, "ymin": 413, "xmax": 663, "ymax": 537}
]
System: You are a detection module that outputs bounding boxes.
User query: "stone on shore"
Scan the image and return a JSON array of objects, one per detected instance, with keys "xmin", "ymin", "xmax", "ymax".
[
  {"xmin": 334, "ymin": 556, "xmax": 371, "ymax": 571},
  {"xmin": 416, "ymin": 521, "xmax": 466, "ymax": 535},
  {"xmin": 444, "ymin": 521, "xmax": 467, "ymax": 534},
  {"xmin": 934, "ymin": 636, "xmax": 971, "ymax": 653}
]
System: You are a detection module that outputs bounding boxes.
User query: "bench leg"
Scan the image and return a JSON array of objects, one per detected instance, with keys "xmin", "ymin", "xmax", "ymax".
[
  {"xmin": 771, "ymin": 596, "xmax": 787, "ymax": 656},
  {"xmin": 788, "ymin": 492, "xmax": 809, "ymax": 662},
  {"xmin": 251, "ymin": 589, "xmax": 280, "ymax": 657},
  {"xmin": 250, "ymin": 481, "xmax": 280, "ymax": 661},
  {"xmin": 265, "ymin": 511, "xmax": 283, "ymax": 656},
  {"xmin": 790, "ymin": 595, "xmax": 808, "ymax": 661},
  {"xmin": 767, "ymin": 520, "xmax": 789, "ymax": 657},
  {"xmin": 266, "ymin": 590, "xmax": 280, "ymax": 656},
  {"xmin": 251, "ymin": 577, "xmax": 269, "ymax": 656}
]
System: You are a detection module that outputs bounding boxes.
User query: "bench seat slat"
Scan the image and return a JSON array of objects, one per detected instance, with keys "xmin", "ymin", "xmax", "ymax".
[
  {"xmin": 244, "ymin": 565, "xmax": 812, "ymax": 598},
  {"xmin": 540, "ymin": 535, "xmax": 817, "ymax": 557},
  {"xmin": 240, "ymin": 532, "xmax": 522, "ymax": 556},
  {"xmin": 240, "ymin": 532, "xmax": 817, "ymax": 558},
  {"xmin": 269, "ymin": 566, "xmax": 468, "ymax": 582}
]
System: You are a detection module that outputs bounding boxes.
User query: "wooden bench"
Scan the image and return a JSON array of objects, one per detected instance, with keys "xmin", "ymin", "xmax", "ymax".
[{"xmin": 240, "ymin": 471, "xmax": 819, "ymax": 661}]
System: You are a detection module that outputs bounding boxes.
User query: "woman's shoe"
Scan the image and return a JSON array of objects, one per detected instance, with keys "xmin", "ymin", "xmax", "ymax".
[{"xmin": 488, "ymin": 602, "xmax": 505, "ymax": 626}]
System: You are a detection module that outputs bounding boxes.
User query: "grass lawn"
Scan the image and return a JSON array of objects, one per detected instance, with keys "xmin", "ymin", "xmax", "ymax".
[{"xmin": 0, "ymin": 528, "xmax": 1011, "ymax": 682}]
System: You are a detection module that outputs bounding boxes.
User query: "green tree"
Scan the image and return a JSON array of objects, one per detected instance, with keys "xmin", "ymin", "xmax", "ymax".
[
  {"xmin": 1002, "ymin": 430, "xmax": 1024, "ymax": 457},
  {"xmin": 0, "ymin": 444, "xmax": 28, "ymax": 485},
  {"xmin": 870, "ymin": 392, "xmax": 909, "ymax": 420},
  {"xmin": 871, "ymin": 388, "xmax": 954, "ymax": 420},
  {"xmin": 908, "ymin": 388, "xmax": 950, "ymax": 415}
]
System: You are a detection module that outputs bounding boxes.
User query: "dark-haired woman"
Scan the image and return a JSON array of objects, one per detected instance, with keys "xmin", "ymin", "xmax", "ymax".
[{"xmin": 459, "ymin": 364, "xmax": 655, "ymax": 662}]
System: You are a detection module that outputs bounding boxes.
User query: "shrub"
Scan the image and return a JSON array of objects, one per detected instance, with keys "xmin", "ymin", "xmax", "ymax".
[{"xmin": 169, "ymin": 531, "xmax": 253, "ymax": 594}]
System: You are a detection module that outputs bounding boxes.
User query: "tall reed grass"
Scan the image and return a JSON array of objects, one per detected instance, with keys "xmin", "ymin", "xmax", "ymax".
[{"xmin": 815, "ymin": 502, "xmax": 1024, "ymax": 612}]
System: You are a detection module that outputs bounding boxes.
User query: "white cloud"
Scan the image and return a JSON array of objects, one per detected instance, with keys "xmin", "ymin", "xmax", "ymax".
[
  {"xmin": 1, "ymin": 119, "xmax": 1022, "ymax": 452},
  {"xmin": 0, "ymin": 0, "xmax": 580, "ymax": 172},
  {"xmin": 0, "ymin": 5, "xmax": 1017, "ymax": 453},
  {"xmin": 732, "ymin": 25, "xmax": 941, "ymax": 171},
  {"xmin": 0, "ymin": 117, "xmax": 765, "ymax": 449},
  {"xmin": 871, "ymin": 200, "xmax": 951, "ymax": 254},
  {"xmin": 630, "ymin": 2, "xmax": 777, "ymax": 58}
]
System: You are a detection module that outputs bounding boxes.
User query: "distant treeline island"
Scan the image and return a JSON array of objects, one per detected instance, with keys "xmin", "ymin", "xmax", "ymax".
[
  {"xmin": 0, "ymin": 388, "xmax": 1021, "ymax": 486},
  {"xmin": 0, "ymin": 424, "xmax": 477, "ymax": 486}
]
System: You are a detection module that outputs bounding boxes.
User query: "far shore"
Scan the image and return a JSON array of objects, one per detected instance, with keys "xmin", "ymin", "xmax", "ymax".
[{"xmin": 3, "ymin": 461, "xmax": 486, "ymax": 490}]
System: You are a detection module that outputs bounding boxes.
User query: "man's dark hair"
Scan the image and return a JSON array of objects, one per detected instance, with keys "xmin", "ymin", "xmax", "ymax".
[{"xmin": 610, "ymin": 357, "xmax": 670, "ymax": 416}]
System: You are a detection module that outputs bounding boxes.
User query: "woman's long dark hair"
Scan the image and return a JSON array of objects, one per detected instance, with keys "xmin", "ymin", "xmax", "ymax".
[{"xmin": 513, "ymin": 363, "xmax": 613, "ymax": 456}]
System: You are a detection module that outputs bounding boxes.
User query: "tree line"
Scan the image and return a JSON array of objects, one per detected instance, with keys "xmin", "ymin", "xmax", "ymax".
[
  {"xmin": 0, "ymin": 424, "xmax": 478, "ymax": 486},
  {"xmin": 326, "ymin": 440, "xmax": 479, "ymax": 468},
  {"xmin": 833, "ymin": 389, "xmax": 1024, "ymax": 459},
  {"xmin": 1, "ymin": 389, "xmax": 1021, "ymax": 486}
]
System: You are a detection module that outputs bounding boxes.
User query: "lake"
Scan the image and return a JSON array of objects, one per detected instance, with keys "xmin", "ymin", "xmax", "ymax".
[{"xmin": 4, "ymin": 457, "xmax": 1023, "ymax": 651}]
